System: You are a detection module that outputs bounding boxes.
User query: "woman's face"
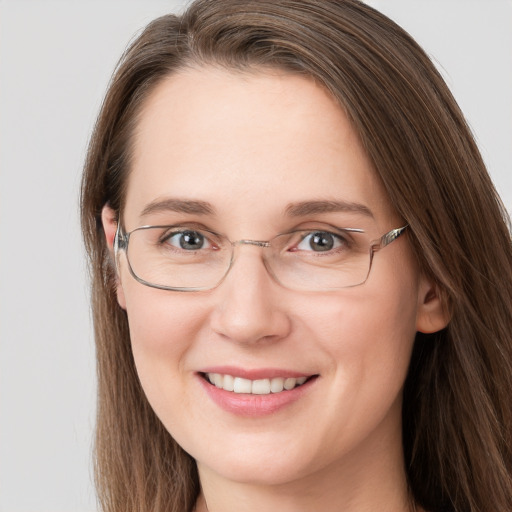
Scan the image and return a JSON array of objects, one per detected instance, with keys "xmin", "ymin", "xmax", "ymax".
[{"xmin": 106, "ymin": 67, "xmax": 442, "ymax": 489}]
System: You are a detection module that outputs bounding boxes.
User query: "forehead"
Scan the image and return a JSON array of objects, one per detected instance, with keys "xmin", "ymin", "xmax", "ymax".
[{"xmin": 125, "ymin": 66, "xmax": 394, "ymax": 230}]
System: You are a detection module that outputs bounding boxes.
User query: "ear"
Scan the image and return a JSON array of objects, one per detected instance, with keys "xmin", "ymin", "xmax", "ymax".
[
  {"xmin": 101, "ymin": 204, "xmax": 127, "ymax": 310},
  {"xmin": 416, "ymin": 275, "xmax": 451, "ymax": 334}
]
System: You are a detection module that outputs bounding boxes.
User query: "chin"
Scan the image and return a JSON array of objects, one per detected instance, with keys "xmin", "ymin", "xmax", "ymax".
[
  {"xmin": 200, "ymin": 457, "xmax": 310, "ymax": 487},
  {"xmin": 192, "ymin": 434, "xmax": 324, "ymax": 486}
]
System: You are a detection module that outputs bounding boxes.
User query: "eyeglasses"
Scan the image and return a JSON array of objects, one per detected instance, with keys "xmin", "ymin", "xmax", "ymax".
[{"xmin": 114, "ymin": 223, "xmax": 408, "ymax": 292}]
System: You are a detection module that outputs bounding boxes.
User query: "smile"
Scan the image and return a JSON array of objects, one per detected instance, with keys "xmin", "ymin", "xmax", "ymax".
[{"xmin": 204, "ymin": 373, "xmax": 309, "ymax": 395}]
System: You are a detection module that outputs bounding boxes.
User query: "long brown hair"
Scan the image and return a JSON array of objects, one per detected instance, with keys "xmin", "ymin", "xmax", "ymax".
[{"xmin": 80, "ymin": 1, "xmax": 512, "ymax": 511}]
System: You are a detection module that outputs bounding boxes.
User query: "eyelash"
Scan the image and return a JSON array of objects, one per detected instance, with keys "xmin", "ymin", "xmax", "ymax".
[
  {"xmin": 157, "ymin": 226, "xmax": 354, "ymax": 253},
  {"xmin": 294, "ymin": 230, "xmax": 349, "ymax": 253},
  {"xmin": 160, "ymin": 229, "xmax": 215, "ymax": 251}
]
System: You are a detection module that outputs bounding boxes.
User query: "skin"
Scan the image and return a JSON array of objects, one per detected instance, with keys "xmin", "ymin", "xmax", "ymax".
[{"xmin": 102, "ymin": 67, "xmax": 447, "ymax": 512}]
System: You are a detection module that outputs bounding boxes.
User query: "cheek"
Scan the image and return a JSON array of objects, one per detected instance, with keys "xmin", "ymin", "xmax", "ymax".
[
  {"xmin": 296, "ymin": 267, "xmax": 420, "ymax": 415},
  {"xmin": 126, "ymin": 289, "xmax": 204, "ymax": 353},
  {"xmin": 298, "ymin": 281, "xmax": 418, "ymax": 357},
  {"xmin": 121, "ymin": 282, "xmax": 208, "ymax": 415}
]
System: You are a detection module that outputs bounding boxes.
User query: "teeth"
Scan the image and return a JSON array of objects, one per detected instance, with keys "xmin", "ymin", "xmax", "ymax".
[
  {"xmin": 284, "ymin": 377, "xmax": 296, "ymax": 390},
  {"xmin": 270, "ymin": 377, "xmax": 284, "ymax": 393},
  {"xmin": 205, "ymin": 373, "xmax": 309, "ymax": 395},
  {"xmin": 223, "ymin": 374, "xmax": 234, "ymax": 391},
  {"xmin": 252, "ymin": 379, "xmax": 271, "ymax": 395},
  {"xmin": 213, "ymin": 373, "xmax": 223, "ymax": 388},
  {"xmin": 233, "ymin": 377, "xmax": 252, "ymax": 393}
]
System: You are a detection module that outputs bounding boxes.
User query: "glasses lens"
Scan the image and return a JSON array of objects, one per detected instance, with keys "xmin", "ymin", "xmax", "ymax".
[
  {"xmin": 122, "ymin": 225, "xmax": 375, "ymax": 291},
  {"xmin": 126, "ymin": 226, "xmax": 231, "ymax": 290},
  {"xmin": 266, "ymin": 228, "xmax": 372, "ymax": 290}
]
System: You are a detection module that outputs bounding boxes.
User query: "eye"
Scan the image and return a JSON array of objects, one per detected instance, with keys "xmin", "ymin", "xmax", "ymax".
[
  {"xmin": 163, "ymin": 230, "xmax": 212, "ymax": 251},
  {"xmin": 296, "ymin": 231, "xmax": 345, "ymax": 252}
]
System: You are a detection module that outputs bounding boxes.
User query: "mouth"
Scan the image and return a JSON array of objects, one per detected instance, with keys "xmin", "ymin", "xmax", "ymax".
[
  {"xmin": 198, "ymin": 369, "xmax": 319, "ymax": 416},
  {"xmin": 201, "ymin": 372, "xmax": 316, "ymax": 395}
]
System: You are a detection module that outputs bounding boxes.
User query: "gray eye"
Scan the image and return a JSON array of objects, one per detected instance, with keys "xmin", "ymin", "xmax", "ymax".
[
  {"xmin": 297, "ymin": 231, "xmax": 342, "ymax": 252},
  {"xmin": 167, "ymin": 230, "xmax": 210, "ymax": 250}
]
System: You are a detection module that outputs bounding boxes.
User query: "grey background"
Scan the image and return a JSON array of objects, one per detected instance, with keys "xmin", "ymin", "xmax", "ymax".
[{"xmin": 0, "ymin": 1, "xmax": 510, "ymax": 511}]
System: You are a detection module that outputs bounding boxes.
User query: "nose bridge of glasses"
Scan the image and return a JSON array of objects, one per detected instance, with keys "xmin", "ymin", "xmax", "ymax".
[
  {"xmin": 232, "ymin": 239, "xmax": 272, "ymax": 248},
  {"xmin": 227, "ymin": 239, "xmax": 277, "ymax": 278},
  {"xmin": 220, "ymin": 239, "xmax": 277, "ymax": 289}
]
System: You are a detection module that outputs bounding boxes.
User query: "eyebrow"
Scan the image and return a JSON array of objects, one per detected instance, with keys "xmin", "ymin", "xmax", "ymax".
[
  {"xmin": 285, "ymin": 200, "xmax": 374, "ymax": 218},
  {"xmin": 140, "ymin": 198, "xmax": 215, "ymax": 217},
  {"xmin": 139, "ymin": 197, "xmax": 373, "ymax": 219}
]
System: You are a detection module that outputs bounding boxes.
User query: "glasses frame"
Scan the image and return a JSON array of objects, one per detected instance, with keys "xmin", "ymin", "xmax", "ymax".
[{"xmin": 114, "ymin": 223, "xmax": 408, "ymax": 292}]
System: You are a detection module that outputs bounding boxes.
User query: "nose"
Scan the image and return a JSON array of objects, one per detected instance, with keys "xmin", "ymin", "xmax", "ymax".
[{"xmin": 209, "ymin": 246, "xmax": 292, "ymax": 345}]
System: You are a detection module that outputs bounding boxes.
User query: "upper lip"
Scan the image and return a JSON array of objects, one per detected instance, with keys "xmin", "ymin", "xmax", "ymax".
[{"xmin": 198, "ymin": 366, "xmax": 316, "ymax": 380}]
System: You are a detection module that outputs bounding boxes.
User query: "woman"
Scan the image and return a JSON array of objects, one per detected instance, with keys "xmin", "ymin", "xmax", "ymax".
[{"xmin": 80, "ymin": 1, "xmax": 512, "ymax": 511}]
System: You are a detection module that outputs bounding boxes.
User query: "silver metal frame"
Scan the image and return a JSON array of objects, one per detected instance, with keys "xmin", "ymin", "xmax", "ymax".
[{"xmin": 114, "ymin": 223, "xmax": 408, "ymax": 292}]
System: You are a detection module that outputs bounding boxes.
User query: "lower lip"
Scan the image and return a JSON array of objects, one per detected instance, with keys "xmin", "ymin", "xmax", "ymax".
[{"xmin": 198, "ymin": 375, "xmax": 317, "ymax": 417}]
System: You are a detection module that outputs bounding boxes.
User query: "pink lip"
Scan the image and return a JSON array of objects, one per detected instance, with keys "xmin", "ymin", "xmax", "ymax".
[
  {"xmin": 197, "ymin": 370, "xmax": 318, "ymax": 417},
  {"xmin": 199, "ymin": 365, "xmax": 311, "ymax": 380}
]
